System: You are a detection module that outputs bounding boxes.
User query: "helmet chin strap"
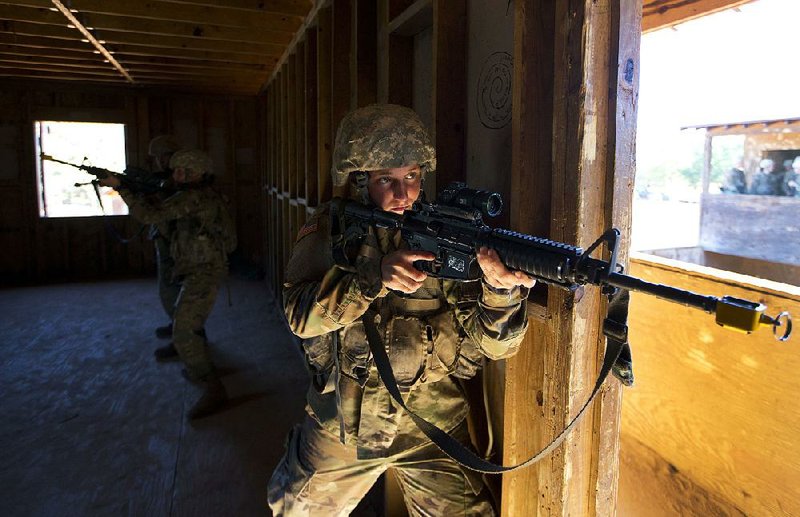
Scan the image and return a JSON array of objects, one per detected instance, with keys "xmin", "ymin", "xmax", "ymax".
[{"xmin": 351, "ymin": 171, "xmax": 371, "ymax": 204}]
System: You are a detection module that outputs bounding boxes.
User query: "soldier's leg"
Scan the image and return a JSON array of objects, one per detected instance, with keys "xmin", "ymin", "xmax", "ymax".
[
  {"xmin": 172, "ymin": 268, "xmax": 222, "ymax": 380},
  {"xmin": 391, "ymin": 423, "xmax": 496, "ymax": 516},
  {"xmin": 154, "ymin": 236, "xmax": 181, "ymax": 328},
  {"xmin": 153, "ymin": 236, "xmax": 181, "ymax": 358},
  {"xmin": 268, "ymin": 416, "xmax": 386, "ymax": 517},
  {"xmin": 172, "ymin": 268, "xmax": 227, "ymax": 419}
]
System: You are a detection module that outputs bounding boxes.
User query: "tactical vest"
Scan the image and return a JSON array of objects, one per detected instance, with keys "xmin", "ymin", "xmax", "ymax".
[{"xmin": 170, "ymin": 190, "xmax": 230, "ymax": 274}]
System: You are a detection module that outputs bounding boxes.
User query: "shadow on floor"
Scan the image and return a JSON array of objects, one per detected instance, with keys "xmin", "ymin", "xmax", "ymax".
[{"xmin": 0, "ymin": 277, "xmax": 384, "ymax": 516}]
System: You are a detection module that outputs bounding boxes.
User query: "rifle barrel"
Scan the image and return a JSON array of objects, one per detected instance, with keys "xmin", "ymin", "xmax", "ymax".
[{"xmin": 606, "ymin": 272, "xmax": 718, "ymax": 313}]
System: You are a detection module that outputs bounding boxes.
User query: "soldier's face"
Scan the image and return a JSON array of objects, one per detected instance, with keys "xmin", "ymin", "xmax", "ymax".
[
  {"xmin": 172, "ymin": 167, "xmax": 200, "ymax": 184},
  {"xmin": 151, "ymin": 152, "xmax": 172, "ymax": 172},
  {"xmin": 367, "ymin": 164, "xmax": 422, "ymax": 213}
]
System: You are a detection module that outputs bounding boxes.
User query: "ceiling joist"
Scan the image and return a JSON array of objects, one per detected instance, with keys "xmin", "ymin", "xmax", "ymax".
[
  {"xmin": 7, "ymin": 0, "xmax": 303, "ymax": 32},
  {"xmin": 0, "ymin": 4, "xmax": 293, "ymax": 46},
  {"xmin": 0, "ymin": 0, "xmax": 759, "ymax": 95},
  {"xmin": 50, "ymin": 0, "xmax": 133, "ymax": 82},
  {"xmin": 0, "ymin": 0, "xmax": 312, "ymax": 93}
]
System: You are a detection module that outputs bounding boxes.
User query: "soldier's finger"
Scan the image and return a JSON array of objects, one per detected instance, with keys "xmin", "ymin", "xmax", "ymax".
[
  {"xmin": 404, "ymin": 251, "xmax": 436, "ymax": 262},
  {"xmin": 515, "ymin": 271, "xmax": 536, "ymax": 288}
]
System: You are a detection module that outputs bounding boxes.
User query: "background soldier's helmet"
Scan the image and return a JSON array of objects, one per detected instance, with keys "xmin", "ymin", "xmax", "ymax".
[
  {"xmin": 169, "ymin": 149, "xmax": 213, "ymax": 176},
  {"xmin": 331, "ymin": 104, "xmax": 436, "ymax": 187},
  {"xmin": 148, "ymin": 135, "xmax": 181, "ymax": 157}
]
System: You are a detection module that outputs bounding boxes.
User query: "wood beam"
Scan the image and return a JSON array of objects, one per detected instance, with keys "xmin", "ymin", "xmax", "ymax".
[
  {"xmin": 316, "ymin": 6, "xmax": 333, "ymax": 204},
  {"xmin": 8, "ymin": 0, "xmax": 304, "ymax": 32},
  {"xmin": 0, "ymin": 55, "xmax": 112, "ymax": 70},
  {"xmin": 0, "ymin": 67, "xmax": 125, "ymax": 82},
  {"xmin": 503, "ymin": 0, "xmax": 641, "ymax": 515},
  {"xmin": 0, "ymin": 4, "xmax": 293, "ymax": 45},
  {"xmin": 432, "ymin": 0, "xmax": 466, "ymax": 187},
  {"xmin": 159, "ymin": 0, "xmax": 313, "ymax": 17},
  {"xmin": 0, "ymin": 33, "xmax": 277, "ymax": 65},
  {"xmin": 304, "ymin": 26, "xmax": 318, "ymax": 205},
  {"xmin": 2, "ymin": 19, "xmax": 284, "ymax": 56},
  {"xmin": 642, "ymin": 0, "xmax": 753, "ymax": 33},
  {"xmin": 0, "ymin": 45, "xmax": 103, "ymax": 62},
  {"xmin": 50, "ymin": 0, "xmax": 133, "ymax": 82},
  {"xmin": 354, "ymin": 0, "xmax": 377, "ymax": 107}
]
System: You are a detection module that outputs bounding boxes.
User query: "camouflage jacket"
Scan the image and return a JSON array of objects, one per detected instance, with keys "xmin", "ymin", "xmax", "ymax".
[
  {"xmin": 749, "ymin": 171, "xmax": 786, "ymax": 196},
  {"xmin": 119, "ymin": 186, "xmax": 236, "ymax": 276},
  {"xmin": 283, "ymin": 202, "xmax": 529, "ymax": 459}
]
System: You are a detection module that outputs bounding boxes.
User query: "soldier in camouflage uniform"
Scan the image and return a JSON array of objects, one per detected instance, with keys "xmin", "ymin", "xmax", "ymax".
[
  {"xmin": 783, "ymin": 156, "xmax": 800, "ymax": 197},
  {"xmin": 100, "ymin": 149, "xmax": 237, "ymax": 420},
  {"xmin": 749, "ymin": 158, "xmax": 787, "ymax": 195},
  {"xmin": 146, "ymin": 135, "xmax": 183, "ymax": 342},
  {"xmin": 268, "ymin": 104, "xmax": 535, "ymax": 515}
]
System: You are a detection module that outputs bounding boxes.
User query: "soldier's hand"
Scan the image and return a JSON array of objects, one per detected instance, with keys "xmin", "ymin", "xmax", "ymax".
[
  {"xmin": 478, "ymin": 247, "xmax": 536, "ymax": 290},
  {"xmin": 381, "ymin": 250, "xmax": 435, "ymax": 294},
  {"xmin": 98, "ymin": 174, "xmax": 121, "ymax": 188}
]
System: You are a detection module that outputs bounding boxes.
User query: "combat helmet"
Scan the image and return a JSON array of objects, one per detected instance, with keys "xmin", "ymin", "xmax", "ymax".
[
  {"xmin": 169, "ymin": 149, "xmax": 213, "ymax": 179},
  {"xmin": 331, "ymin": 104, "xmax": 436, "ymax": 187},
  {"xmin": 148, "ymin": 135, "xmax": 181, "ymax": 157}
]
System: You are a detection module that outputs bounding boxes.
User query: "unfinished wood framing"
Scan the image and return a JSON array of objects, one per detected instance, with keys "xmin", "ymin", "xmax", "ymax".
[
  {"xmin": 304, "ymin": 28, "xmax": 319, "ymax": 206},
  {"xmin": 502, "ymin": 1, "xmax": 640, "ymax": 515},
  {"xmin": 431, "ymin": 0, "xmax": 466, "ymax": 188},
  {"xmin": 0, "ymin": 0, "xmax": 313, "ymax": 94}
]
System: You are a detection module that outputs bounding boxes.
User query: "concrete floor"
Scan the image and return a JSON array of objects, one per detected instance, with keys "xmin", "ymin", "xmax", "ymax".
[{"xmin": 0, "ymin": 277, "xmax": 383, "ymax": 516}]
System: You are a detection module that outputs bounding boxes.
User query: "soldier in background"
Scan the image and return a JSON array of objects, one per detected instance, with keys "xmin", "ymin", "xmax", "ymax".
[
  {"xmin": 145, "ymin": 135, "xmax": 183, "ymax": 343},
  {"xmin": 784, "ymin": 156, "xmax": 800, "ymax": 197},
  {"xmin": 100, "ymin": 149, "xmax": 237, "ymax": 420},
  {"xmin": 268, "ymin": 104, "xmax": 534, "ymax": 515},
  {"xmin": 720, "ymin": 157, "xmax": 746, "ymax": 194},
  {"xmin": 749, "ymin": 158, "xmax": 786, "ymax": 195}
]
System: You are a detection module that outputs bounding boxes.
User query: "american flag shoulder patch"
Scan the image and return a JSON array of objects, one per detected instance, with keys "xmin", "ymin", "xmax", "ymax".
[{"xmin": 296, "ymin": 221, "xmax": 318, "ymax": 242}]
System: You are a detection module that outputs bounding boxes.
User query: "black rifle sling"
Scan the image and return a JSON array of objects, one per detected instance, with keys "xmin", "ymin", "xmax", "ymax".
[
  {"xmin": 361, "ymin": 300, "xmax": 627, "ymax": 474},
  {"xmin": 607, "ymin": 289, "xmax": 634, "ymax": 386},
  {"xmin": 90, "ymin": 181, "xmax": 145, "ymax": 244}
]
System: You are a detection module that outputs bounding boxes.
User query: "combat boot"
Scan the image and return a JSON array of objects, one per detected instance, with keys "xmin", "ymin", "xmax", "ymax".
[
  {"xmin": 188, "ymin": 376, "xmax": 228, "ymax": 420},
  {"xmin": 155, "ymin": 323, "xmax": 173, "ymax": 339},
  {"xmin": 154, "ymin": 343, "xmax": 179, "ymax": 362}
]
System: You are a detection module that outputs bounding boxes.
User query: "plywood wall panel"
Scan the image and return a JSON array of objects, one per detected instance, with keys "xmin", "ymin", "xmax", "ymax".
[{"xmin": 622, "ymin": 256, "xmax": 800, "ymax": 516}]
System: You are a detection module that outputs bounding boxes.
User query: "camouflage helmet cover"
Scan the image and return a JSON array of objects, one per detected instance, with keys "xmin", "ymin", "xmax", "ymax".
[
  {"xmin": 169, "ymin": 149, "xmax": 213, "ymax": 176},
  {"xmin": 148, "ymin": 135, "xmax": 181, "ymax": 157},
  {"xmin": 331, "ymin": 104, "xmax": 436, "ymax": 187}
]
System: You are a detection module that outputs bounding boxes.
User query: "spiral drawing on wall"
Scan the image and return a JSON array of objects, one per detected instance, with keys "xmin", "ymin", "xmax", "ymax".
[{"xmin": 476, "ymin": 52, "xmax": 513, "ymax": 129}]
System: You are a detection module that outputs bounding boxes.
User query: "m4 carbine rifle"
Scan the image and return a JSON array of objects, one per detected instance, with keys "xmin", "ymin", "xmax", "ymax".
[
  {"xmin": 331, "ymin": 182, "xmax": 792, "ymax": 342},
  {"xmin": 41, "ymin": 154, "xmax": 169, "ymax": 195}
]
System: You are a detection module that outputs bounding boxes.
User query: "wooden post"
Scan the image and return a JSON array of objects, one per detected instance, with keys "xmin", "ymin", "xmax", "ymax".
[
  {"xmin": 317, "ymin": 6, "xmax": 333, "ymax": 204},
  {"xmin": 432, "ymin": 0, "xmax": 466, "ymax": 187},
  {"xmin": 702, "ymin": 132, "xmax": 712, "ymax": 194},
  {"xmin": 503, "ymin": 0, "xmax": 640, "ymax": 515}
]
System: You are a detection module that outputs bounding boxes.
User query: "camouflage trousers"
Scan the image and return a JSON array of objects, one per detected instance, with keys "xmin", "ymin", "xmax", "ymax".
[
  {"xmin": 154, "ymin": 235, "xmax": 181, "ymax": 320},
  {"xmin": 173, "ymin": 266, "xmax": 225, "ymax": 380},
  {"xmin": 268, "ymin": 415, "xmax": 495, "ymax": 516}
]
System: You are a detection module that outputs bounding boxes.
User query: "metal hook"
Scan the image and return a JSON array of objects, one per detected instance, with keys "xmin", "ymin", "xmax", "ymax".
[{"xmin": 771, "ymin": 311, "xmax": 792, "ymax": 342}]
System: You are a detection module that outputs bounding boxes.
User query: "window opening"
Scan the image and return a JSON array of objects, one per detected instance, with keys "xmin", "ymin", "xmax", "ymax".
[
  {"xmin": 34, "ymin": 120, "xmax": 128, "ymax": 218},
  {"xmin": 633, "ymin": 0, "xmax": 800, "ymax": 286}
]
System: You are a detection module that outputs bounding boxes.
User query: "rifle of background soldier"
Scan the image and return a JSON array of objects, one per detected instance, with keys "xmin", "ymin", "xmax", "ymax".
[
  {"xmin": 40, "ymin": 154, "xmax": 169, "ymax": 195},
  {"xmin": 332, "ymin": 182, "xmax": 793, "ymax": 342}
]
